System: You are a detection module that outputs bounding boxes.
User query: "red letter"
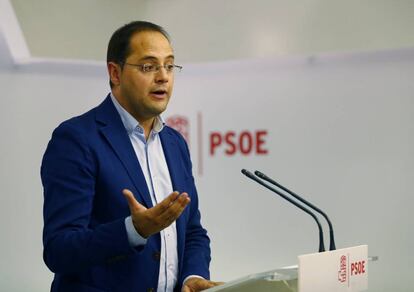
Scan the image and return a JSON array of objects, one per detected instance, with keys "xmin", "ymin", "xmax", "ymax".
[
  {"xmin": 224, "ymin": 131, "xmax": 236, "ymax": 155},
  {"xmin": 210, "ymin": 132, "xmax": 222, "ymax": 156},
  {"xmin": 256, "ymin": 130, "xmax": 268, "ymax": 155},
  {"xmin": 239, "ymin": 131, "xmax": 253, "ymax": 155},
  {"xmin": 351, "ymin": 263, "xmax": 355, "ymax": 275}
]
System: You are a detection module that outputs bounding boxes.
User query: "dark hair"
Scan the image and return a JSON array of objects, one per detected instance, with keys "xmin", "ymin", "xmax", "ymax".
[{"xmin": 107, "ymin": 21, "xmax": 170, "ymax": 88}]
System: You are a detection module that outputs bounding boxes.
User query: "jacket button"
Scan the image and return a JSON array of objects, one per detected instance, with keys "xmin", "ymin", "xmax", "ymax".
[
  {"xmin": 152, "ymin": 251, "xmax": 160, "ymax": 261},
  {"xmin": 147, "ymin": 288, "xmax": 155, "ymax": 292}
]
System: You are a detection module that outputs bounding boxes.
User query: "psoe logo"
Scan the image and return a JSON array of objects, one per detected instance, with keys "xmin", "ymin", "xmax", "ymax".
[
  {"xmin": 166, "ymin": 115, "xmax": 190, "ymax": 145},
  {"xmin": 166, "ymin": 112, "xmax": 270, "ymax": 175},
  {"xmin": 338, "ymin": 255, "xmax": 347, "ymax": 283},
  {"xmin": 350, "ymin": 260, "xmax": 366, "ymax": 276}
]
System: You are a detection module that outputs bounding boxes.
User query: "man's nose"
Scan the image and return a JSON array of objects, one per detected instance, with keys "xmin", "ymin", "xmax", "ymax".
[{"xmin": 154, "ymin": 66, "xmax": 169, "ymax": 83}]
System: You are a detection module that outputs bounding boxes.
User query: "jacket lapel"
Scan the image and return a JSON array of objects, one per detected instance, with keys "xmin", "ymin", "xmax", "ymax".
[
  {"xmin": 95, "ymin": 95, "xmax": 153, "ymax": 208},
  {"xmin": 159, "ymin": 130, "xmax": 183, "ymax": 192},
  {"xmin": 160, "ymin": 129, "xmax": 187, "ymax": 262}
]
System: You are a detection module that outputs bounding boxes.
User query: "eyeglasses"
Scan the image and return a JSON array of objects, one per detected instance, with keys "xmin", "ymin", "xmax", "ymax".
[{"xmin": 122, "ymin": 62, "xmax": 183, "ymax": 73}]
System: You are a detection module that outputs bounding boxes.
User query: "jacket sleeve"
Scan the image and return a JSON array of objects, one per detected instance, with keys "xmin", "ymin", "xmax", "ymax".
[{"xmin": 41, "ymin": 122, "xmax": 142, "ymax": 274}]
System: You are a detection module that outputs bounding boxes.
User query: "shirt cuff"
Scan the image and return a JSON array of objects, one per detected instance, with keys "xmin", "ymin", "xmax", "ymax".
[
  {"xmin": 182, "ymin": 275, "xmax": 205, "ymax": 287},
  {"xmin": 125, "ymin": 216, "xmax": 147, "ymax": 247}
]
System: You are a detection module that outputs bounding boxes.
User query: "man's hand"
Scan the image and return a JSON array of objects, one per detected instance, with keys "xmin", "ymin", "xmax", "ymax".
[
  {"xmin": 182, "ymin": 277, "xmax": 224, "ymax": 292},
  {"xmin": 123, "ymin": 189, "xmax": 190, "ymax": 238}
]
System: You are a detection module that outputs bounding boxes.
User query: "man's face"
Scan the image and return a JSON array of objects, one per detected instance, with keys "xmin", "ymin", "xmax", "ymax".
[{"xmin": 111, "ymin": 30, "xmax": 175, "ymax": 122}]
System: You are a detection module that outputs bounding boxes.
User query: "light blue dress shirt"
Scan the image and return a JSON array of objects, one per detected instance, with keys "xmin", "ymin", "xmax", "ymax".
[{"xmin": 110, "ymin": 94, "xmax": 178, "ymax": 292}]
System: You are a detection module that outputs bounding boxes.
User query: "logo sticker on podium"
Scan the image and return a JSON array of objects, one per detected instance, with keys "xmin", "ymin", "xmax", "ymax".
[{"xmin": 299, "ymin": 245, "xmax": 368, "ymax": 292}]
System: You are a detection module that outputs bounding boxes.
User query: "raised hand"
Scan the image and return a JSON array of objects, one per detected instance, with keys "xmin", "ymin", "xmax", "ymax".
[{"xmin": 123, "ymin": 189, "xmax": 190, "ymax": 238}]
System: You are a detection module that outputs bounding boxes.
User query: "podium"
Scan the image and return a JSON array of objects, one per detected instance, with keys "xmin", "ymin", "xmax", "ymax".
[
  {"xmin": 206, "ymin": 245, "xmax": 376, "ymax": 292},
  {"xmin": 206, "ymin": 267, "xmax": 298, "ymax": 292}
]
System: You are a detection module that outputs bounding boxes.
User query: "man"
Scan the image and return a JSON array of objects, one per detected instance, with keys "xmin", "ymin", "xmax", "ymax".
[{"xmin": 41, "ymin": 21, "xmax": 221, "ymax": 292}]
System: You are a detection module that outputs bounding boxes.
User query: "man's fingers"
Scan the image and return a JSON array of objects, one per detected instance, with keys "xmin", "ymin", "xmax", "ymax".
[
  {"xmin": 122, "ymin": 189, "xmax": 146, "ymax": 213},
  {"xmin": 197, "ymin": 280, "xmax": 223, "ymax": 289},
  {"xmin": 152, "ymin": 191, "xmax": 180, "ymax": 214},
  {"xmin": 182, "ymin": 278, "xmax": 223, "ymax": 292},
  {"xmin": 199, "ymin": 280, "xmax": 215, "ymax": 289},
  {"xmin": 152, "ymin": 191, "xmax": 189, "ymax": 216},
  {"xmin": 157, "ymin": 192, "xmax": 190, "ymax": 223}
]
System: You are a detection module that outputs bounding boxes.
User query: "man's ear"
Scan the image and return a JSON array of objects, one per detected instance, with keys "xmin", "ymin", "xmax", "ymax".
[{"xmin": 108, "ymin": 62, "xmax": 122, "ymax": 87}]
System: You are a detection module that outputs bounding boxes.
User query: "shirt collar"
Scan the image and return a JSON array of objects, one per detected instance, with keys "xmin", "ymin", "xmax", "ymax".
[{"xmin": 110, "ymin": 92, "xmax": 165, "ymax": 135}]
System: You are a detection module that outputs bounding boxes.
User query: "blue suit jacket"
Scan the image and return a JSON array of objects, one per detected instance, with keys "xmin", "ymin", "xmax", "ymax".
[{"xmin": 41, "ymin": 95, "xmax": 211, "ymax": 292}]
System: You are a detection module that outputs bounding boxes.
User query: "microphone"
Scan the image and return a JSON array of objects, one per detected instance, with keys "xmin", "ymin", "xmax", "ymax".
[
  {"xmin": 255, "ymin": 170, "xmax": 336, "ymax": 251},
  {"xmin": 241, "ymin": 169, "xmax": 326, "ymax": 252}
]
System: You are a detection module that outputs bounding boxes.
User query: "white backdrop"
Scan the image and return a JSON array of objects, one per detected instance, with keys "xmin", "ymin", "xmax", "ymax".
[
  {"xmin": 170, "ymin": 51, "xmax": 414, "ymax": 291},
  {"xmin": 0, "ymin": 45, "xmax": 413, "ymax": 291}
]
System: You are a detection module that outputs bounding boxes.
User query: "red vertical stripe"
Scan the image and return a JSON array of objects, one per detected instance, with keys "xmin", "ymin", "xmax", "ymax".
[
  {"xmin": 347, "ymin": 253, "xmax": 350, "ymax": 288},
  {"xmin": 197, "ymin": 112, "xmax": 203, "ymax": 176}
]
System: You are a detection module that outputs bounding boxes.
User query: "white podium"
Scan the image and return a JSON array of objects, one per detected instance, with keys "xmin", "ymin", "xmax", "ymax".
[
  {"xmin": 206, "ymin": 245, "xmax": 376, "ymax": 292},
  {"xmin": 206, "ymin": 266, "xmax": 298, "ymax": 292}
]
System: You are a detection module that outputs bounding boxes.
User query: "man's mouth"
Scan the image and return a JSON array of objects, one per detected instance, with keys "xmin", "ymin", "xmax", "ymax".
[{"xmin": 150, "ymin": 89, "xmax": 168, "ymax": 99}]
